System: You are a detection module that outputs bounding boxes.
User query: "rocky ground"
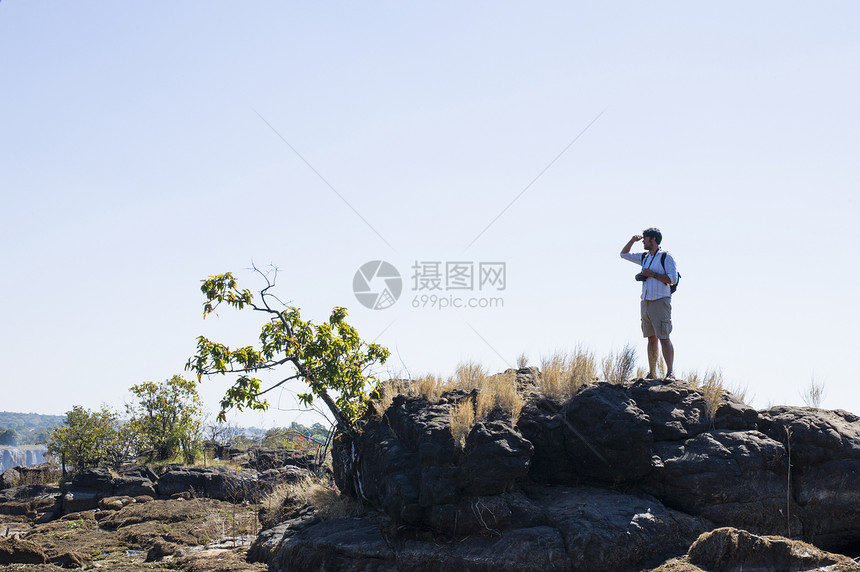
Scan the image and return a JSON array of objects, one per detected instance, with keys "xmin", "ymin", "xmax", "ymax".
[
  {"xmin": 1, "ymin": 497, "xmax": 264, "ymax": 571},
  {"xmin": 5, "ymin": 372, "xmax": 860, "ymax": 570},
  {"xmin": 0, "ymin": 452, "xmax": 314, "ymax": 570}
]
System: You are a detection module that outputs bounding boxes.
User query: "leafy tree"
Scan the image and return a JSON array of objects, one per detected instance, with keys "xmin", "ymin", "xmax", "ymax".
[
  {"xmin": 104, "ymin": 420, "xmax": 144, "ymax": 468},
  {"xmin": 47, "ymin": 406, "xmax": 120, "ymax": 472},
  {"xmin": 186, "ymin": 267, "xmax": 390, "ymax": 437},
  {"xmin": 127, "ymin": 375, "xmax": 203, "ymax": 463}
]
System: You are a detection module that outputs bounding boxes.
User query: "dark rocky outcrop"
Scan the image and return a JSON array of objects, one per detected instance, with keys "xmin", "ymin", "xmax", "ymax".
[
  {"xmin": 56, "ymin": 463, "xmax": 311, "ymax": 515},
  {"xmin": 270, "ymin": 372, "xmax": 860, "ymax": 571}
]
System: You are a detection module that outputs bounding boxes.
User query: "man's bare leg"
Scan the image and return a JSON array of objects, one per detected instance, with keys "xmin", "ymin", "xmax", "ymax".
[
  {"xmin": 647, "ymin": 336, "xmax": 659, "ymax": 377},
  {"xmin": 660, "ymin": 338, "xmax": 675, "ymax": 375}
]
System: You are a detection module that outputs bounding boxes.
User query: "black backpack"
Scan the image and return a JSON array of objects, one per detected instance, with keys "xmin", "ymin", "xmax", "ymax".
[{"xmin": 641, "ymin": 252, "xmax": 680, "ymax": 293}]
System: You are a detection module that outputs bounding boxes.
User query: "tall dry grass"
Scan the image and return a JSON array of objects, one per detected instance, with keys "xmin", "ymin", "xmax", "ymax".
[
  {"xmin": 449, "ymin": 399, "xmax": 476, "ymax": 449},
  {"xmin": 681, "ymin": 367, "xmax": 750, "ymax": 420},
  {"xmin": 372, "ymin": 380, "xmax": 398, "ymax": 416},
  {"xmin": 264, "ymin": 476, "xmax": 364, "ymax": 521},
  {"xmin": 454, "ymin": 361, "xmax": 488, "ymax": 390},
  {"xmin": 801, "ymin": 377, "xmax": 826, "ymax": 408},
  {"xmin": 447, "ymin": 363, "xmax": 525, "ymax": 448},
  {"xmin": 516, "ymin": 352, "xmax": 529, "ymax": 369},
  {"xmin": 699, "ymin": 368, "xmax": 725, "ymax": 421},
  {"xmin": 479, "ymin": 371, "xmax": 523, "ymax": 423},
  {"xmin": 410, "ymin": 374, "xmax": 447, "ymax": 402},
  {"xmin": 601, "ymin": 344, "xmax": 637, "ymax": 385},
  {"xmin": 539, "ymin": 346, "xmax": 596, "ymax": 401}
]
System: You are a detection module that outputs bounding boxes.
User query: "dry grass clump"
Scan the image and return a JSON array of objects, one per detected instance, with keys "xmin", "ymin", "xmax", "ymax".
[
  {"xmin": 265, "ymin": 476, "xmax": 364, "ymax": 521},
  {"xmin": 801, "ymin": 377, "xmax": 826, "ymax": 408},
  {"xmin": 683, "ymin": 369, "xmax": 702, "ymax": 387},
  {"xmin": 454, "ymin": 360, "xmax": 488, "ymax": 390},
  {"xmin": 700, "ymin": 368, "xmax": 725, "ymax": 421},
  {"xmin": 477, "ymin": 371, "xmax": 523, "ymax": 423},
  {"xmin": 539, "ymin": 346, "xmax": 596, "ymax": 401},
  {"xmin": 372, "ymin": 380, "xmax": 399, "ymax": 416},
  {"xmin": 725, "ymin": 381, "xmax": 751, "ymax": 405},
  {"xmin": 447, "ymin": 363, "xmax": 524, "ymax": 448},
  {"xmin": 449, "ymin": 399, "xmax": 476, "ymax": 449},
  {"xmin": 410, "ymin": 373, "xmax": 447, "ymax": 402},
  {"xmin": 516, "ymin": 352, "xmax": 529, "ymax": 369},
  {"xmin": 601, "ymin": 343, "xmax": 637, "ymax": 384}
]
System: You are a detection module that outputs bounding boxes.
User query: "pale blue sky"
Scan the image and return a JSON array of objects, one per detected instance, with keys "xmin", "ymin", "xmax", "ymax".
[{"xmin": 2, "ymin": 2, "xmax": 858, "ymax": 428}]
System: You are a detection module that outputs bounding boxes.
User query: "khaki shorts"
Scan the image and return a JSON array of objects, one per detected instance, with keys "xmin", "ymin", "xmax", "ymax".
[{"xmin": 641, "ymin": 297, "xmax": 672, "ymax": 339}]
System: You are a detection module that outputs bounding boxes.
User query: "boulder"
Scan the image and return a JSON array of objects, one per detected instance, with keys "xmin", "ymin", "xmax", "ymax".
[
  {"xmin": 51, "ymin": 551, "xmax": 89, "ymax": 568},
  {"xmin": 644, "ymin": 429, "xmax": 792, "ymax": 535},
  {"xmin": 112, "ymin": 466, "xmax": 158, "ymax": 497},
  {"xmin": 687, "ymin": 527, "xmax": 853, "ymax": 571},
  {"xmin": 556, "ymin": 383, "xmax": 654, "ymax": 483},
  {"xmin": 628, "ymin": 379, "xmax": 758, "ymax": 440},
  {"xmin": 0, "ymin": 537, "xmax": 48, "ymax": 565},
  {"xmin": 758, "ymin": 406, "xmax": 860, "ymax": 551},
  {"xmin": 201, "ymin": 465, "xmax": 260, "ymax": 502},
  {"xmin": 62, "ymin": 489, "xmax": 101, "ymax": 513},
  {"xmin": 156, "ymin": 466, "xmax": 208, "ymax": 497},
  {"xmin": 528, "ymin": 485, "xmax": 710, "ymax": 571},
  {"xmin": 0, "ymin": 469, "xmax": 20, "ymax": 490},
  {"xmin": 66, "ymin": 467, "xmax": 113, "ymax": 492},
  {"xmin": 98, "ymin": 495, "xmax": 136, "ymax": 511},
  {"xmin": 268, "ymin": 516, "xmax": 573, "ymax": 572},
  {"xmin": 0, "ymin": 484, "xmax": 61, "ymax": 517},
  {"xmin": 458, "ymin": 420, "xmax": 532, "ymax": 496},
  {"xmin": 60, "ymin": 468, "xmax": 115, "ymax": 512}
]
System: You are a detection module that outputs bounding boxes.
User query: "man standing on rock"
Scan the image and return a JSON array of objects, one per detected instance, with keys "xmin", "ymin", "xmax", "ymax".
[{"xmin": 620, "ymin": 228, "xmax": 678, "ymax": 381}]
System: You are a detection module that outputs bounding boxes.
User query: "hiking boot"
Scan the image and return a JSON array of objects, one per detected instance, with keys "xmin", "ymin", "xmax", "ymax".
[
  {"xmin": 645, "ymin": 372, "xmax": 655, "ymax": 380},
  {"xmin": 663, "ymin": 372, "xmax": 676, "ymax": 383}
]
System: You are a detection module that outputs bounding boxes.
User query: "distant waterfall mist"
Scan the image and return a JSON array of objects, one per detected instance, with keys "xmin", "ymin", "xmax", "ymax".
[{"xmin": 0, "ymin": 446, "xmax": 49, "ymax": 472}]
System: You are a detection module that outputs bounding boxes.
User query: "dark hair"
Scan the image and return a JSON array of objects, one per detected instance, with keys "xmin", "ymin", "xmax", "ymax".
[{"xmin": 643, "ymin": 227, "xmax": 662, "ymax": 244}]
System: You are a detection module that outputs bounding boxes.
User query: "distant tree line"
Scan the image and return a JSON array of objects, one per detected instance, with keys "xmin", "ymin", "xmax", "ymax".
[
  {"xmin": 44, "ymin": 374, "xmax": 336, "ymax": 475},
  {"xmin": 0, "ymin": 412, "xmax": 65, "ymax": 446}
]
